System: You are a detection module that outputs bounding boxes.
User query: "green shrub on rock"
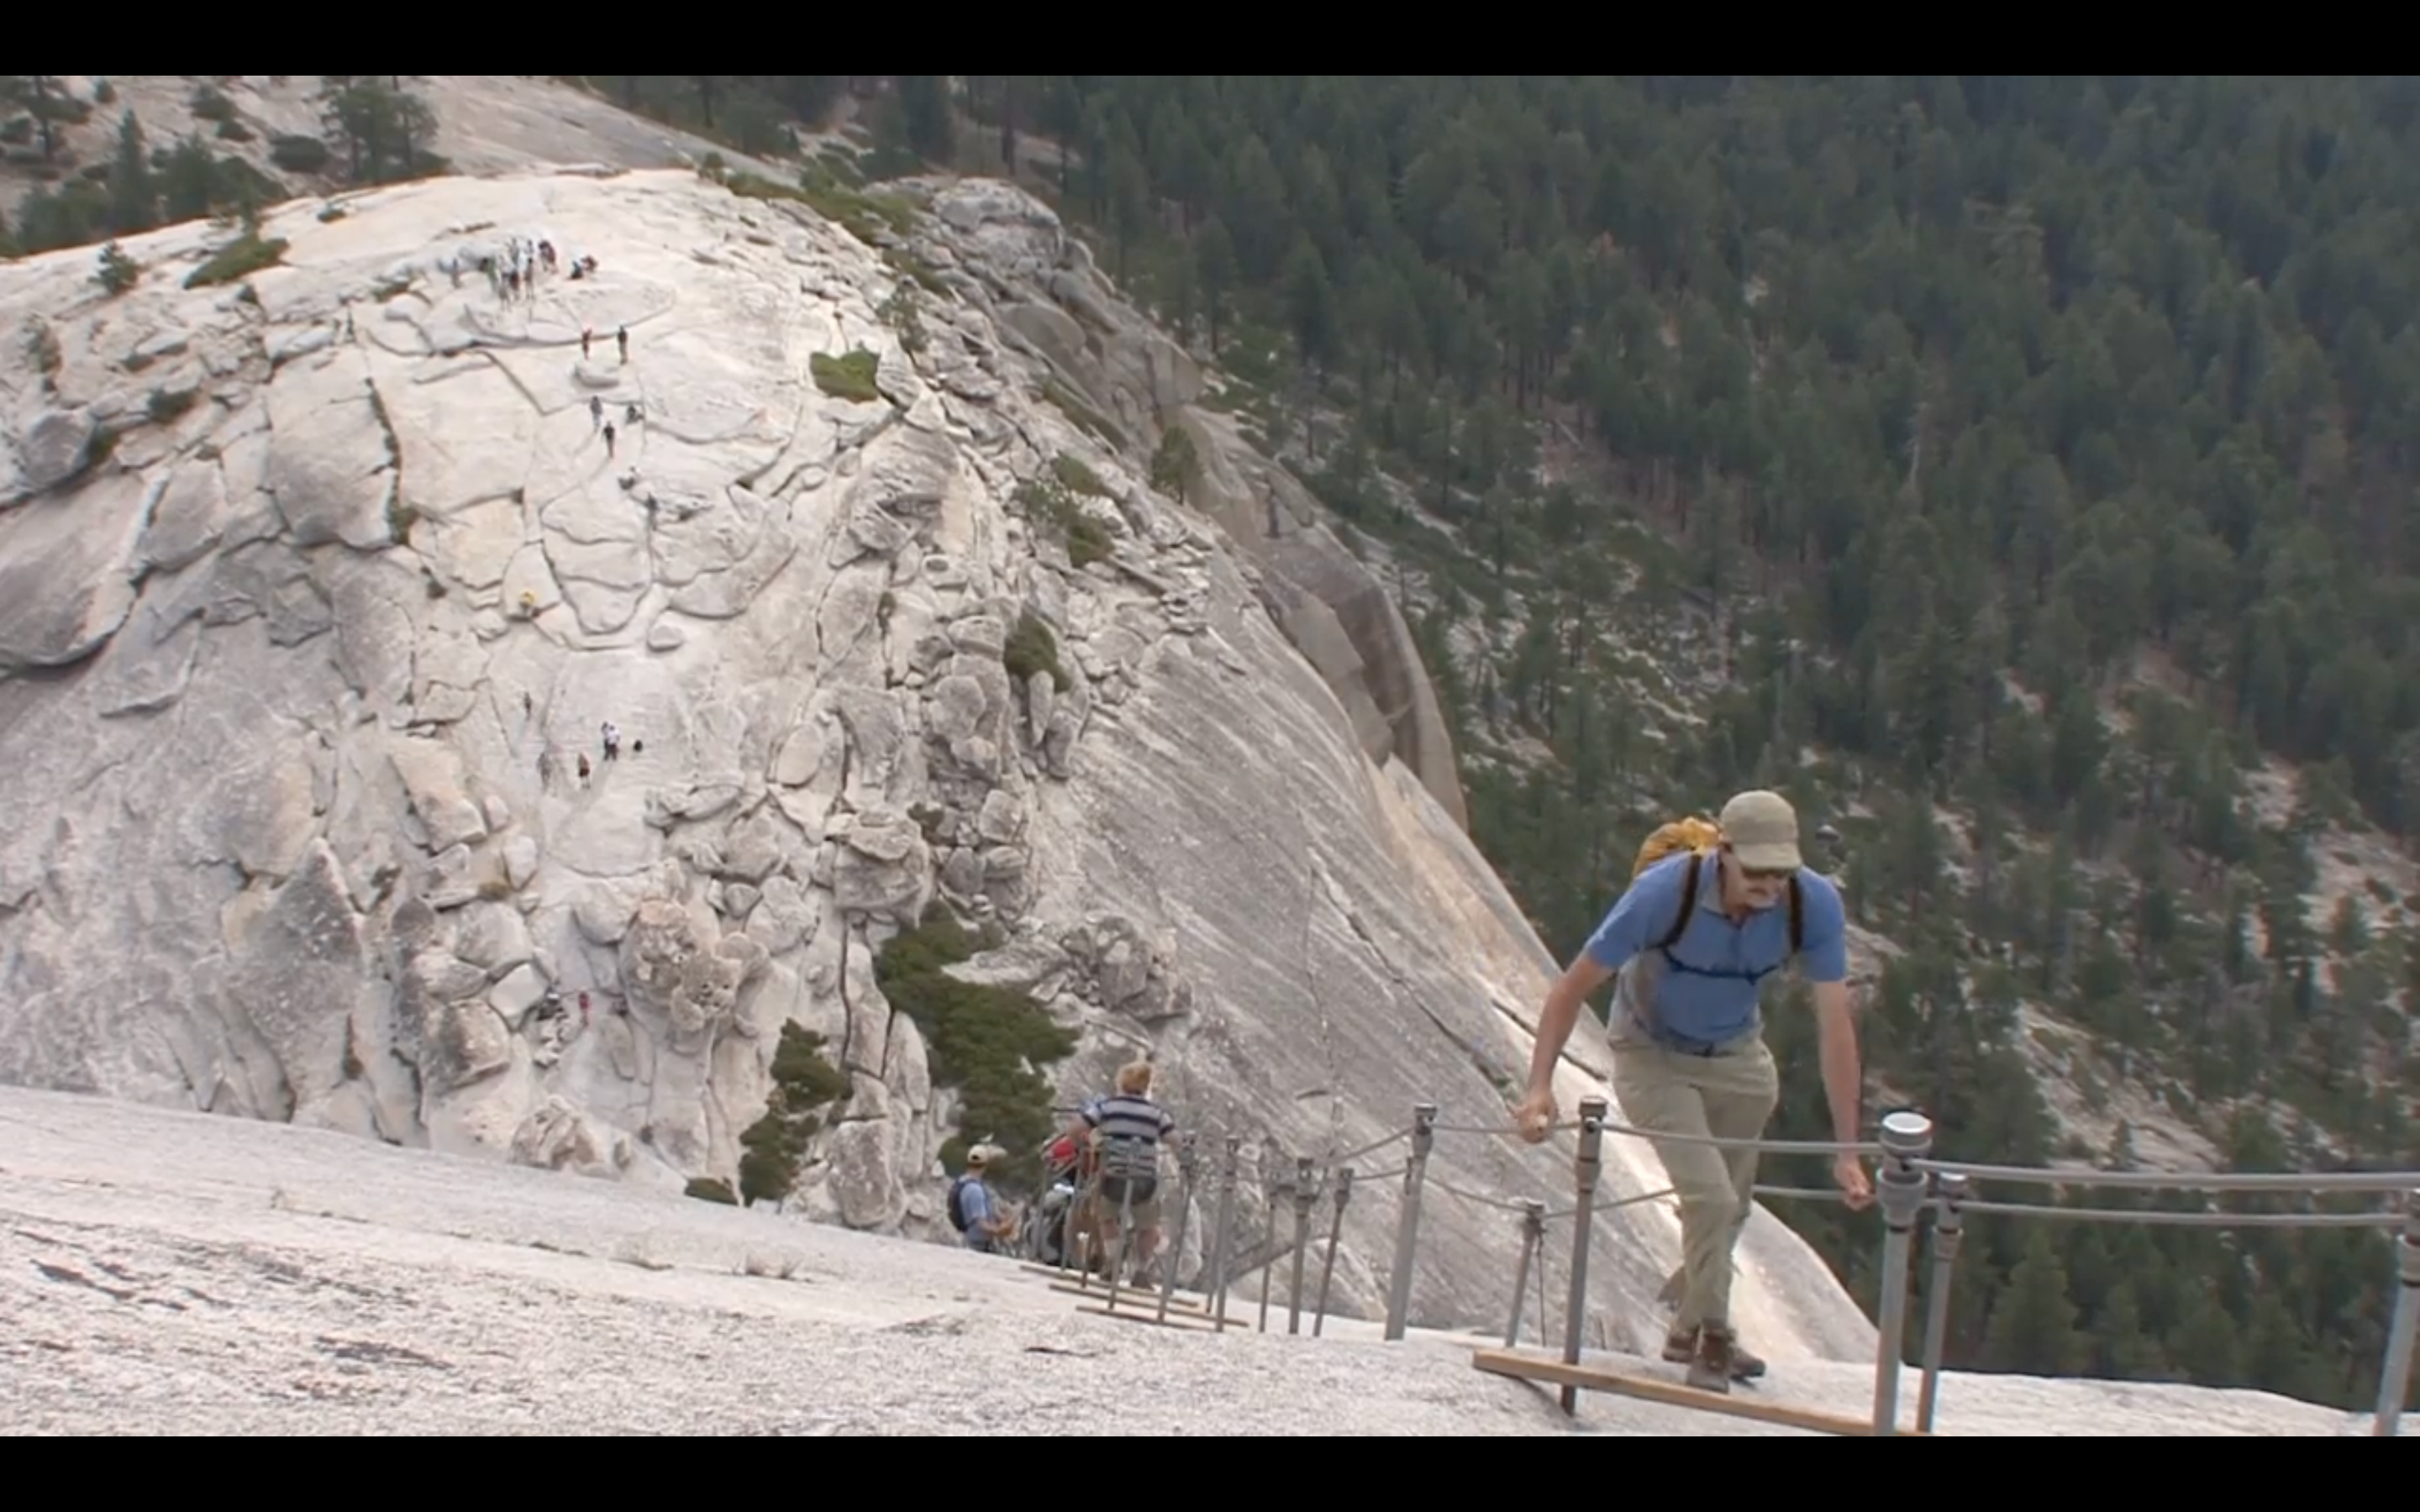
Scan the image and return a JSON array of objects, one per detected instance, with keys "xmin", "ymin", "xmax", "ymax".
[
  {"xmin": 184, "ymin": 231, "xmax": 287, "ymax": 289},
  {"xmin": 269, "ymin": 134, "xmax": 332, "ymax": 174},
  {"xmin": 875, "ymin": 902, "xmax": 1076, "ymax": 1190},
  {"xmin": 1013, "ymin": 471, "xmax": 1115, "ymax": 569},
  {"xmin": 735, "ymin": 1023, "xmax": 849, "ymax": 1206},
  {"xmin": 810, "ymin": 349, "xmax": 881, "ymax": 403},
  {"xmin": 93, "ymin": 240, "xmax": 139, "ymax": 296},
  {"xmin": 1002, "ymin": 610, "xmax": 1070, "ymax": 692}
]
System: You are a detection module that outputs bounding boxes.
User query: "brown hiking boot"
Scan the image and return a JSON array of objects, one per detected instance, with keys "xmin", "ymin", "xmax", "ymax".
[
  {"xmin": 1670, "ymin": 1323, "xmax": 1765, "ymax": 1388},
  {"xmin": 1686, "ymin": 1323, "xmax": 1740, "ymax": 1394}
]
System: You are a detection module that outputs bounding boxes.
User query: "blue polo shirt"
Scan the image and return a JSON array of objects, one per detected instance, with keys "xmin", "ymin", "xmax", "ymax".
[
  {"xmin": 1582, "ymin": 852, "xmax": 1848, "ymax": 1045},
  {"xmin": 955, "ymin": 1174, "xmax": 1000, "ymax": 1250}
]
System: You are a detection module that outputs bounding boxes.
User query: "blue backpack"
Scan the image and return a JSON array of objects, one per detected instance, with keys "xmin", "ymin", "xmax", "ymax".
[{"xmin": 947, "ymin": 1173, "xmax": 979, "ymax": 1233}]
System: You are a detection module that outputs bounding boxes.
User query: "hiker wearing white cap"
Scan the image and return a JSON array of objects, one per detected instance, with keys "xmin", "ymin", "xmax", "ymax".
[
  {"xmin": 1511, "ymin": 790, "xmax": 1870, "ymax": 1394},
  {"xmin": 946, "ymin": 1145, "xmax": 1018, "ymax": 1254}
]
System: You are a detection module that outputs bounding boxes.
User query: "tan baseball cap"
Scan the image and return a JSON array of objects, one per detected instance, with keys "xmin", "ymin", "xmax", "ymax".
[{"xmin": 1719, "ymin": 790, "xmax": 1802, "ymax": 872}]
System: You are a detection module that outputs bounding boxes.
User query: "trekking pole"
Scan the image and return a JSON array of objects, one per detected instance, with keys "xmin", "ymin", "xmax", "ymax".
[
  {"xmin": 1870, "ymin": 1110, "xmax": 1935, "ymax": 1438},
  {"xmin": 1312, "ymin": 1166, "xmax": 1353, "ymax": 1337},
  {"xmin": 1155, "ymin": 1135, "xmax": 1197, "ymax": 1326},
  {"xmin": 1208, "ymin": 1135, "xmax": 1239, "ymax": 1331},
  {"xmin": 2374, "ymin": 1192, "xmax": 2420, "ymax": 1436},
  {"xmin": 1505, "ymin": 1200, "xmax": 1544, "ymax": 1348},
  {"xmin": 1286, "ymin": 1155, "xmax": 1317, "ymax": 1335},
  {"xmin": 1558, "ymin": 1096, "xmax": 1607, "ymax": 1415},
  {"xmin": 1915, "ymin": 1172, "xmax": 1967, "ymax": 1435},
  {"xmin": 1382, "ymin": 1104, "xmax": 1438, "ymax": 1341}
]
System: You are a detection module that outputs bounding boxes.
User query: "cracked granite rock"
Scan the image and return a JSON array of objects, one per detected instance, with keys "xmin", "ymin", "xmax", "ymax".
[{"xmin": 0, "ymin": 167, "xmax": 1876, "ymax": 1363}]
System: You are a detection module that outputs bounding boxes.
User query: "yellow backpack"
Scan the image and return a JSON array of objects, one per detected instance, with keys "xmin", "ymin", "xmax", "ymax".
[
  {"xmin": 1631, "ymin": 816, "xmax": 1723, "ymax": 879},
  {"xmin": 1630, "ymin": 816, "xmax": 1803, "ymax": 958}
]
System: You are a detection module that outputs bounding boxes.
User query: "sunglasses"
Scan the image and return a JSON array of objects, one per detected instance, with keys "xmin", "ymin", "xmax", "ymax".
[{"xmin": 1724, "ymin": 849, "xmax": 1794, "ymax": 882}]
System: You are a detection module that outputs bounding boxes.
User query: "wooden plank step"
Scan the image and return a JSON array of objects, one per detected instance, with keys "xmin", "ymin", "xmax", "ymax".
[
  {"xmin": 1046, "ymin": 1279, "xmax": 1210, "ymax": 1313},
  {"xmin": 1076, "ymin": 1303, "xmax": 1230, "ymax": 1333},
  {"xmin": 1469, "ymin": 1347, "xmax": 1928, "ymax": 1437}
]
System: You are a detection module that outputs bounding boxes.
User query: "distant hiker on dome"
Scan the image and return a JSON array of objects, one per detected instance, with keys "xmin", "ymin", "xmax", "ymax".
[
  {"xmin": 1512, "ymin": 790, "xmax": 1870, "ymax": 1397},
  {"xmin": 947, "ymin": 1145, "xmax": 1018, "ymax": 1255},
  {"xmin": 1021, "ymin": 1136, "xmax": 1092, "ymax": 1267},
  {"xmin": 1044, "ymin": 1128, "xmax": 1097, "ymax": 1185},
  {"xmin": 1027, "ymin": 1126, "xmax": 1098, "ymax": 1268},
  {"xmin": 1065, "ymin": 1061, "xmax": 1177, "ymax": 1283}
]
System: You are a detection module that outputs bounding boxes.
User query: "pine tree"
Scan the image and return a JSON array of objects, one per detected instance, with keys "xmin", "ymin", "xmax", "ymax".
[{"xmin": 1985, "ymin": 1227, "xmax": 2086, "ymax": 1375}]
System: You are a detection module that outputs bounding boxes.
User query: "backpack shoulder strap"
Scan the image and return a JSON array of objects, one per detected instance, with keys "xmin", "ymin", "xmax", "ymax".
[
  {"xmin": 1788, "ymin": 874, "xmax": 1804, "ymax": 956},
  {"xmin": 1655, "ymin": 852, "xmax": 1705, "ymax": 953}
]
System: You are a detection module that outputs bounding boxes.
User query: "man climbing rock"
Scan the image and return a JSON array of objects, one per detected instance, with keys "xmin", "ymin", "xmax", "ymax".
[
  {"xmin": 1511, "ymin": 790, "xmax": 1871, "ymax": 1395},
  {"xmin": 1065, "ymin": 1061, "xmax": 1177, "ymax": 1283}
]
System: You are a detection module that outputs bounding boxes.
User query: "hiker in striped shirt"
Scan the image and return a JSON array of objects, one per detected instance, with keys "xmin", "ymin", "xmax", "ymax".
[{"xmin": 1071, "ymin": 1061, "xmax": 1176, "ymax": 1280}]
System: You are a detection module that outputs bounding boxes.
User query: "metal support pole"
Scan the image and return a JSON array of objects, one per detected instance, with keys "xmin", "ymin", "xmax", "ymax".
[
  {"xmin": 1257, "ymin": 1175, "xmax": 1278, "ymax": 1333},
  {"xmin": 2374, "ymin": 1192, "xmax": 2420, "ymax": 1436},
  {"xmin": 1381, "ymin": 1104, "xmax": 1438, "ymax": 1341},
  {"xmin": 1208, "ymin": 1135, "xmax": 1239, "ymax": 1331},
  {"xmin": 1870, "ymin": 1110, "xmax": 1935, "ymax": 1438},
  {"xmin": 1505, "ymin": 1200, "xmax": 1544, "ymax": 1348},
  {"xmin": 1534, "ymin": 1221, "xmax": 1549, "ymax": 1348},
  {"xmin": 1312, "ymin": 1167, "xmax": 1353, "ymax": 1337},
  {"xmin": 1155, "ymin": 1135, "xmax": 1197, "ymax": 1326},
  {"xmin": 1286, "ymin": 1155, "xmax": 1317, "ymax": 1335},
  {"xmin": 1560, "ymin": 1095, "xmax": 1608, "ymax": 1415},
  {"xmin": 1916, "ymin": 1171, "xmax": 1967, "ymax": 1435}
]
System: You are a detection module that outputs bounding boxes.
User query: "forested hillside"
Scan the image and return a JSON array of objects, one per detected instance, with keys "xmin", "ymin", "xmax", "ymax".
[{"xmin": 576, "ymin": 74, "xmax": 2420, "ymax": 1410}]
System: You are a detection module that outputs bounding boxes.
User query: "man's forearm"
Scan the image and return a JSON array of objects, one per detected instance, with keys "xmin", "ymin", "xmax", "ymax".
[
  {"xmin": 1527, "ymin": 973, "xmax": 1592, "ymax": 1090},
  {"xmin": 1816, "ymin": 992, "xmax": 1863, "ymax": 1144}
]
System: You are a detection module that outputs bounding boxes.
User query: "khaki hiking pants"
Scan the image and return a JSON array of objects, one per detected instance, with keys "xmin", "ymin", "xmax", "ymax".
[{"xmin": 1607, "ymin": 1023, "xmax": 1780, "ymax": 1335}]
